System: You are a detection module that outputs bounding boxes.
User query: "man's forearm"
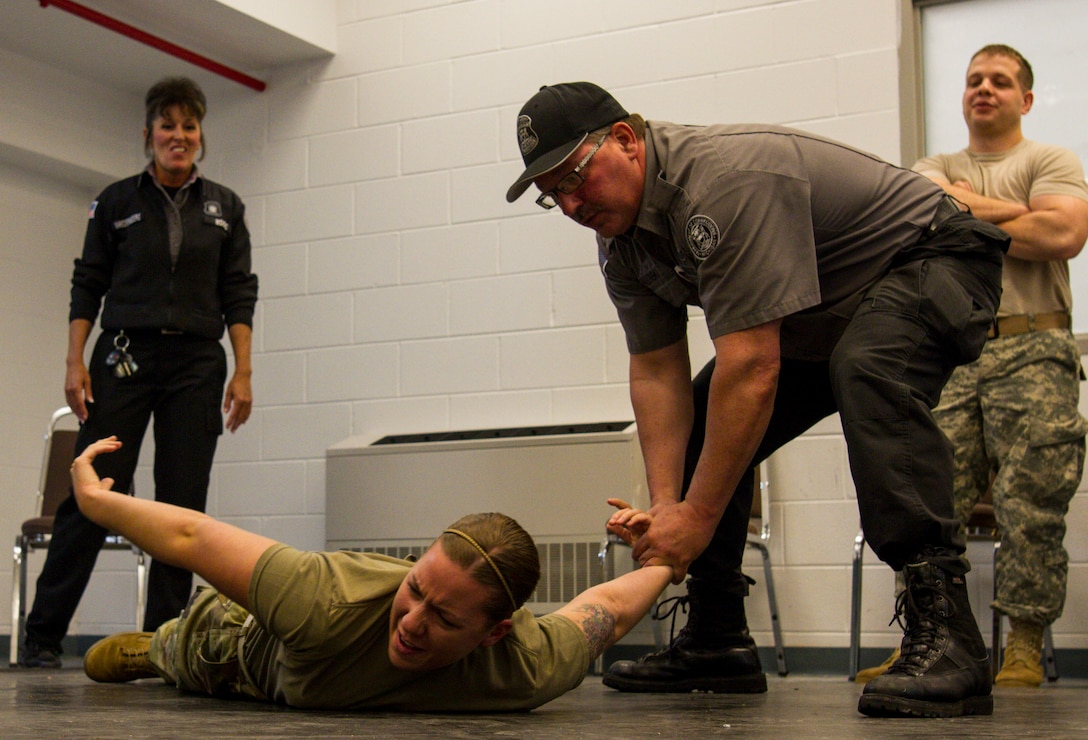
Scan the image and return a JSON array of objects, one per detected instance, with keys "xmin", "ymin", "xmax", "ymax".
[
  {"xmin": 997, "ymin": 198, "xmax": 1088, "ymax": 260},
  {"xmin": 629, "ymin": 340, "xmax": 693, "ymax": 506},
  {"xmin": 930, "ymin": 181, "xmax": 1088, "ymax": 260},
  {"xmin": 939, "ymin": 182, "xmax": 1028, "ymax": 224},
  {"xmin": 683, "ymin": 329, "xmax": 778, "ymax": 523}
]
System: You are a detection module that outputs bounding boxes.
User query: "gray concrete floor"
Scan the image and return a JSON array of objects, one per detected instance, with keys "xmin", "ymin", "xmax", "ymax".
[{"xmin": 2, "ymin": 661, "xmax": 1087, "ymax": 739}]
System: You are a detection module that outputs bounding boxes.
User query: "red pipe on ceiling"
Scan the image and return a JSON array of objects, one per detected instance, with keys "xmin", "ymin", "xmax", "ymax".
[{"xmin": 40, "ymin": 0, "xmax": 266, "ymax": 92}]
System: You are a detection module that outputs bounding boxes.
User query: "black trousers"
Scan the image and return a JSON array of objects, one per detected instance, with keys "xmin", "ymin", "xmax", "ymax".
[
  {"xmin": 27, "ymin": 329, "xmax": 226, "ymax": 646},
  {"xmin": 685, "ymin": 213, "xmax": 1005, "ymax": 592}
]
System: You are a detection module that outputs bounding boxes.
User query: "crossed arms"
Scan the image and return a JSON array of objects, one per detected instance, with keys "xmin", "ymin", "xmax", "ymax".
[{"xmin": 928, "ymin": 178, "xmax": 1088, "ymax": 261}]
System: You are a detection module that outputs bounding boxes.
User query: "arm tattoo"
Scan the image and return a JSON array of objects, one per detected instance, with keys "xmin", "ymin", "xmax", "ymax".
[{"xmin": 574, "ymin": 603, "xmax": 616, "ymax": 659}]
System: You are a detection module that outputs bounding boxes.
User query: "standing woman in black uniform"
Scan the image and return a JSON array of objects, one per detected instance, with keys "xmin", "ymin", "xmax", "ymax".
[{"xmin": 20, "ymin": 76, "xmax": 259, "ymax": 668}]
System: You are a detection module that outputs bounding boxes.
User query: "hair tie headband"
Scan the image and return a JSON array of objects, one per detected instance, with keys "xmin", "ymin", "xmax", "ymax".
[{"xmin": 443, "ymin": 529, "xmax": 518, "ymax": 612}]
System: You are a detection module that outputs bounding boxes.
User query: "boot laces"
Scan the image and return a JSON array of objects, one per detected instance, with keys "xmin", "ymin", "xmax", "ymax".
[
  {"xmin": 651, "ymin": 595, "xmax": 690, "ymax": 649},
  {"xmin": 121, "ymin": 645, "xmax": 150, "ymax": 667},
  {"xmin": 888, "ymin": 577, "xmax": 955, "ymax": 672}
]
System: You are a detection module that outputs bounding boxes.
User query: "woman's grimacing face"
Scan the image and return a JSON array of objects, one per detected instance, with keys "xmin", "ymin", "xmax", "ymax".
[{"xmin": 387, "ymin": 545, "xmax": 510, "ymax": 672}]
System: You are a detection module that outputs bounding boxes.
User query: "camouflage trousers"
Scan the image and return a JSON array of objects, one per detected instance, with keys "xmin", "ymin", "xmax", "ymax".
[
  {"xmin": 148, "ymin": 586, "xmax": 266, "ymax": 700},
  {"xmin": 933, "ymin": 328, "xmax": 1087, "ymax": 626}
]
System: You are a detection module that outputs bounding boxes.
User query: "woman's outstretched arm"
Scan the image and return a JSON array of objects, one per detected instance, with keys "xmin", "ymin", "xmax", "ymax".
[{"xmin": 70, "ymin": 437, "xmax": 278, "ymax": 608}]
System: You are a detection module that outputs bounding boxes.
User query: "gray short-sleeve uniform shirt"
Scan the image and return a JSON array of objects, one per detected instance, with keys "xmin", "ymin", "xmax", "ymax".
[{"xmin": 599, "ymin": 122, "xmax": 945, "ymax": 358}]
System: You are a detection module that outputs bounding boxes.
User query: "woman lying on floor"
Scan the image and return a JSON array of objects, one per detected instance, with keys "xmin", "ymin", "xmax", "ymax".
[{"xmin": 72, "ymin": 437, "xmax": 673, "ymax": 711}]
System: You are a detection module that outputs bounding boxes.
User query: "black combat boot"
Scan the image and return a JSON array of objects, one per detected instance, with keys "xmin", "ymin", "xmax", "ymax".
[
  {"xmin": 858, "ymin": 549, "xmax": 993, "ymax": 717},
  {"xmin": 603, "ymin": 575, "xmax": 767, "ymax": 693}
]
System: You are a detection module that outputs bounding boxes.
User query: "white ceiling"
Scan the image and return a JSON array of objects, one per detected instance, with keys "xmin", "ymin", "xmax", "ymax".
[{"xmin": 0, "ymin": 0, "xmax": 334, "ymax": 101}]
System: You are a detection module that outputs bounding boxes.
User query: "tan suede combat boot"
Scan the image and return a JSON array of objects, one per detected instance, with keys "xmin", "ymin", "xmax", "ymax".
[
  {"xmin": 854, "ymin": 648, "xmax": 900, "ymax": 684},
  {"xmin": 994, "ymin": 619, "xmax": 1044, "ymax": 687},
  {"xmin": 83, "ymin": 632, "xmax": 157, "ymax": 683}
]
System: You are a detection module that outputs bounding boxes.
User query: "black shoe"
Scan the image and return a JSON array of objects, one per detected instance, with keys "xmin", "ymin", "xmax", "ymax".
[
  {"xmin": 19, "ymin": 641, "xmax": 63, "ymax": 669},
  {"xmin": 603, "ymin": 595, "xmax": 767, "ymax": 694},
  {"xmin": 858, "ymin": 554, "xmax": 992, "ymax": 718},
  {"xmin": 603, "ymin": 640, "xmax": 768, "ymax": 693}
]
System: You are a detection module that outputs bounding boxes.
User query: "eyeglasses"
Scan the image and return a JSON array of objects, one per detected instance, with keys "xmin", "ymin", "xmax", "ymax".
[{"xmin": 535, "ymin": 135, "xmax": 607, "ymax": 210}]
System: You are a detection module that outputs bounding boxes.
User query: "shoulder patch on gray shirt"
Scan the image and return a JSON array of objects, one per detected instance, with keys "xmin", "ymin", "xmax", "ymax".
[{"xmin": 685, "ymin": 214, "xmax": 719, "ymax": 260}]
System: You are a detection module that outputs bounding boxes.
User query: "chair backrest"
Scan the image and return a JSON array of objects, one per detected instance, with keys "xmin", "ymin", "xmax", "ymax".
[
  {"xmin": 965, "ymin": 483, "xmax": 998, "ymax": 534},
  {"xmin": 980, "ymin": 482, "xmax": 994, "ymax": 507},
  {"xmin": 39, "ymin": 428, "xmax": 78, "ymax": 518}
]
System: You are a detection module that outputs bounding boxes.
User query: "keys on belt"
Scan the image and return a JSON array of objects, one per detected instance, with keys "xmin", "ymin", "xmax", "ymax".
[{"xmin": 987, "ymin": 311, "xmax": 1070, "ymax": 339}]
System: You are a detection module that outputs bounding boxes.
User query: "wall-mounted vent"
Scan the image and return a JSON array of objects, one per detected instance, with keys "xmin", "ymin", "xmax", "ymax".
[
  {"xmin": 325, "ymin": 422, "xmax": 648, "ymax": 609},
  {"xmin": 344, "ymin": 538, "xmax": 607, "ymax": 612},
  {"xmin": 371, "ymin": 421, "xmax": 634, "ymax": 446}
]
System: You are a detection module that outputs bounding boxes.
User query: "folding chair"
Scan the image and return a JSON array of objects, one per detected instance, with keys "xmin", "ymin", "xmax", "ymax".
[{"xmin": 10, "ymin": 407, "xmax": 146, "ymax": 666}]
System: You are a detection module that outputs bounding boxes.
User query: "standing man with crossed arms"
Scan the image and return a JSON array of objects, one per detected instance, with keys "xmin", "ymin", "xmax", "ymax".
[{"xmin": 914, "ymin": 45, "xmax": 1088, "ymax": 686}]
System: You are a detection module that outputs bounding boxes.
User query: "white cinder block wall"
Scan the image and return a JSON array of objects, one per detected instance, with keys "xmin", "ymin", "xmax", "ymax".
[{"xmin": 2, "ymin": 0, "xmax": 1085, "ymax": 659}]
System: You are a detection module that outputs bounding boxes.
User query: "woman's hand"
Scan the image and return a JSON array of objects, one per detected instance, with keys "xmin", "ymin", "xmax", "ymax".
[
  {"xmin": 605, "ymin": 498, "xmax": 654, "ymax": 547},
  {"xmin": 65, "ymin": 360, "xmax": 93, "ymax": 422},
  {"xmin": 222, "ymin": 372, "xmax": 252, "ymax": 433},
  {"xmin": 69, "ymin": 437, "xmax": 123, "ymax": 513}
]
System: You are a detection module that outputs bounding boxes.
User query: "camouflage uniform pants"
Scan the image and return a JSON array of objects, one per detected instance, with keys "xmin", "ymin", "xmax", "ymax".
[
  {"xmin": 933, "ymin": 328, "xmax": 1087, "ymax": 625},
  {"xmin": 148, "ymin": 586, "xmax": 266, "ymax": 700}
]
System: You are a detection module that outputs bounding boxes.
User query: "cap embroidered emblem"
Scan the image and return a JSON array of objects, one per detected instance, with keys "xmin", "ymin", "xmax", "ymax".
[
  {"xmin": 686, "ymin": 215, "xmax": 720, "ymax": 260},
  {"xmin": 517, "ymin": 115, "xmax": 539, "ymax": 156}
]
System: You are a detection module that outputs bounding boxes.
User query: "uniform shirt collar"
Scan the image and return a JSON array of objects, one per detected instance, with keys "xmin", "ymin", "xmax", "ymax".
[
  {"xmin": 633, "ymin": 122, "xmax": 681, "ymax": 240},
  {"xmin": 139, "ymin": 164, "xmax": 202, "ymax": 190},
  {"xmin": 599, "ymin": 122, "xmax": 677, "ymax": 256}
]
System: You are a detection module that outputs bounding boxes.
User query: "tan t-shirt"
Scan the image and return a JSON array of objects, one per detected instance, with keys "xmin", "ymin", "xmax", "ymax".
[
  {"xmin": 913, "ymin": 139, "xmax": 1088, "ymax": 316},
  {"xmin": 243, "ymin": 544, "xmax": 591, "ymax": 711}
]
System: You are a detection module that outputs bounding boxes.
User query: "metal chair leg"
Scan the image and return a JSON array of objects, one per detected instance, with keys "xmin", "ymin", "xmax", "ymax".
[
  {"xmin": 1043, "ymin": 624, "xmax": 1059, "ymax": 681},
  {"xmin": 596, "ymin": 536, "xmax": 616, "ymax": 675},
  {"xmin": 135, "ymin": 547, "xmax": 147, "ymax": 630},
  {"xmin": 10, "ymin": 536, "xmax": 25, "ymax": 667},
  {"xmin": 848, "ymin": 528, "xmax": 865, "ymax": 680},
  {"xmin": 991, "ymin": 540, "xmax": 1002, "ymax": 679},
  {"xmin": 753, "ymin": 540, "xmax": 788, "ymax": 676}
]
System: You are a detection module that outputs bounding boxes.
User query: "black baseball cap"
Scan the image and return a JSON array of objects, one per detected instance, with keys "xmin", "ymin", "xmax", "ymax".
[{"xmin": 505, "ymin": 82, "xmax": 629, "ymax": 203}]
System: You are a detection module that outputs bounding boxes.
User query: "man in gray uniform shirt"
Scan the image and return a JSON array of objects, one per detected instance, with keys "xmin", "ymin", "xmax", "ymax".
[{"xmin": 506, "ymin": 82, "xmax": 1010, "ymax": 718}]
